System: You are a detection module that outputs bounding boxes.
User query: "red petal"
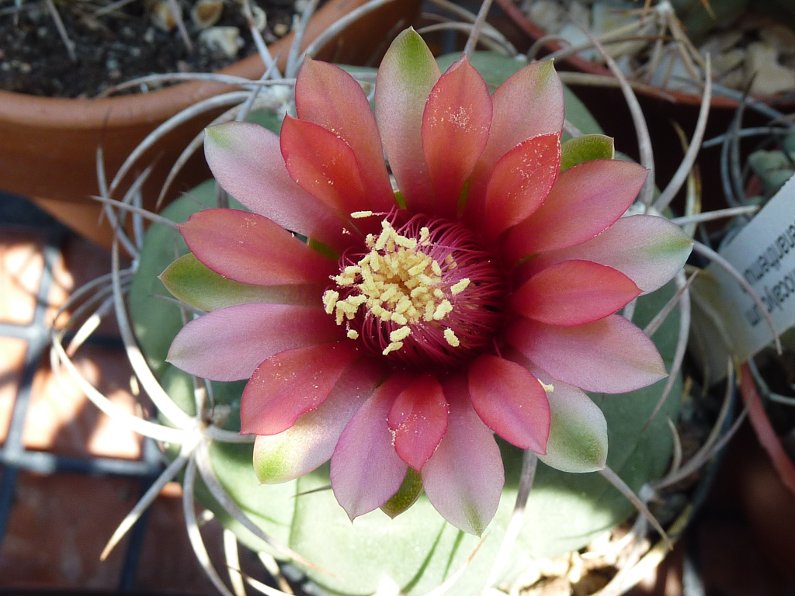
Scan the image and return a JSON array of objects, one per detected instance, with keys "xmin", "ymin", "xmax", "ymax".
[
  {"xmin": 484, "ymin": 61, "xmax": 564, "ymax": 163},
  {"xmin": 483, "ymin": 133, "xmax": 560, "ymax": 238},
  {"xmin": 504, "ymin": 160, "xmax": 648, "ymax": 261},
  {"xmin": 331, "ymin": 374, "xmax": 410, "ymax": 519},
  {"xmin": 468, "ymin": 356, "xmax": 550, "ymax": 452},
  {"xmin": 241, "ymin": 342, "xmax": 359, "ymax": 435},
  {"xmin": 180, "ymin": 209, "xmax": 333, "ymax": 286},
  {"xmin": 280, "ymin": 115, "xmax": 369, "ymax": 215},
  {"xmin": 466, "ymin": 61, "xmax": 564, "ymax": 224},
  {"xmin": 507, "ymin": 315, "xmax": 667, "ymax": 393},
  {"xmin": 253, "ymin": 360, "xmax": 382, "ymax": 483},
  {"xmin": 204, "ymin": 122, "xmax": 344, "ymax": 248},
  {"xmin": 388, "ymin": 374, "xmax": 449, "ymax": 470},
  {"xmin": 421, "ymin": 58, "xmax": 492, "ymax": 216},
  {"xmin": 511, "ymin": 260, "xmax": 640, "ymax": 326},
  {"xmin": 296, "ymin": 58, "xmax": 395, "ymax": 211}
]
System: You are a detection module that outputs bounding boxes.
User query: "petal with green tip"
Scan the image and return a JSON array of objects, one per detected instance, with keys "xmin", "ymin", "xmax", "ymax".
[
  {"xmin": 528, "ymin": 215, "xmax": 694, "ymax": 293},
  {"xmin": 537, "ymin": 379, "xmax": 608, "ymax": 473},
  {"xmin": 160, "ymin": 254, "xmax": 320, "ymax": 312},
  {"xmin": 560, "ymin": 134, "xmax": 615, "ymax": 171},
  {"xmin": 422, "ymin": 377, "xmax": 504, "ymax": 536},
  {"xmin": 376, "ymin": 28, "xmax": 440, "ymax": 211},
  {"xmin": 253, "ymin": 361, "xmax": 382, "ymax": 484},
  {"xmin": 381, "ymin": 468, "xmax": 423, "ymax": 519}
]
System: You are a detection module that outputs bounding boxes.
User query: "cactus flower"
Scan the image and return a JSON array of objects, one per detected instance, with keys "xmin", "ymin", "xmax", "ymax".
[{"xmin": 163, "ymin": 30, "xmax": 693, "ymax": 535}]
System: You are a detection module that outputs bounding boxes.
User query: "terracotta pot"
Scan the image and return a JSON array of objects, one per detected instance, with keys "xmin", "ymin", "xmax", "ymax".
[
  {"xmin": 0, "ymin": 0, "xmax": 420, "ymax": 248},
  {"xmin": 737, "ymin": 363, "xmax": 795, "ymax": 581}
]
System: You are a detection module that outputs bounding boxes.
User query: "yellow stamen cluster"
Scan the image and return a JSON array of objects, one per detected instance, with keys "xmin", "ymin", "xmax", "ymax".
[{"xmin": 322, "ymin": 219, "xmax": 469, "ymax": 356}]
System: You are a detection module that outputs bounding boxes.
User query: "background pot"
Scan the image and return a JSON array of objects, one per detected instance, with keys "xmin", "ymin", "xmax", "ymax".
[
  {"xmin": 735, "ymin": 365, "xmax": 795, "ymax": 581},
  {"xmin": 0, "ymin": 0, "xmax": 421, "ymax": 248}
]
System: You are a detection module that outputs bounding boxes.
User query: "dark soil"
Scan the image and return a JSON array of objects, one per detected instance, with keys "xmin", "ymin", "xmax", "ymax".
[{"xmin": 0, "ymin": 0, "xmax": 303, "ymax": 97}]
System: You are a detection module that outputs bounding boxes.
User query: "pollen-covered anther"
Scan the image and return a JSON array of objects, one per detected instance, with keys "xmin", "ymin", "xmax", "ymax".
[
  {"xmin": 432, "ymin": 300, "xmax": 453, "ymax": 321},
  {"xmin": 450, "ymin": 278, "xmax": 470, "ymax": 295},
  {"xmin": 323, "ymin": 220, "xmax": 467, "ymax": 356},
  {"xmin": 443, "ymin": 328, "xmax": 460, "ymax": 347},
  {"xmin": 382, "ymin": 326, "xmax": 411, "ymax": 355},
  {"xmin": 322, "ymin": 290, "xmax": 339, "ymax": 315},
  {"xmin": 389, "ymin": 326, "xmax": 411, "ymax": 342},
  {"xmin": 382, "ymin": 341, "xmax": 403, "ymax": 356}
]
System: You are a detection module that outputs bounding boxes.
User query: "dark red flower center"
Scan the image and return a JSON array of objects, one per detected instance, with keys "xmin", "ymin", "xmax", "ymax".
[{"xmin": 323, "ymin": 212, "xmax": 504, "ymax": 367}]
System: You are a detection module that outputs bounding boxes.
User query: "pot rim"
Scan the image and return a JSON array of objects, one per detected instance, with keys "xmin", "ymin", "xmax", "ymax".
[{"xmin": 0, "ymin": 0, "xmax": 367, "ymax": 127}]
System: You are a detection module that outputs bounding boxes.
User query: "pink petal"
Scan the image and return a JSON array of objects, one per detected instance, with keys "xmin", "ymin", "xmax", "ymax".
[
  {"xmin": 468, "ymin": 355, "xmax": 550, "ymax": 452},
  {"xmin": 331, "ymin": 374, "xmax": 410, "ymax": 519},
  {"xmin": 296, "ymin": 58, "xmax": 395, "ymax": 211},
  {"xmin": 504, "ymin": 160, "xmax": 648, "ymax": 261},
  {"xmin": 421, "ymin": 58, "xmax": 492, "ymax": 216},
  {"xmin": 204, "ymin": 122, "xmax": 343, "ymax": 248},
  {"xmin": 180, "ymin": 209, "xmax": 334, "ymax": 286},
  {"xmin": 507, "ymin": 315, "xmax": 667, "ymax": 393},
  {"xmin": 241, "ymin": 342, "xmax": 360, "ymax": 435},
  {"xmin": 483, "ymin": 133, "xmax": 560, "ymax": 238},
  {"xmin": 528, "ymin": 215, "xmax": 694, "ymax": 293},
  {"xmin": 511, "ymin": 260, "xmax": 640, "ymax": 326},
  {"xmin": 280, "ymin": 115, "xmax": 371, "ymax": 216},
  {"xmin": 466, "ymin": 61, "xmax": 564, "ymax": 223},
  {"xmin": 253, "ymin": 361, "xmax": 383, "ymax": 483},
  {"xmin": 167, "ymin": 304, "xmax": 339, "ymax": 381},
  {"xmin": 376, "ymin": 29, "xmax": 440, "ymax": 212},
  {"xmin": 388, "ymin": 374, "xmax": 449, "ymax": 470},
  {"xmin": 422, "ymin": 377, "xmax": 504, "ymax": 535}
]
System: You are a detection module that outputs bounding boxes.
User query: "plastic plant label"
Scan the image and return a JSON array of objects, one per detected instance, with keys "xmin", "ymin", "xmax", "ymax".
[{"xmin": 706, "ymin": 174, "xmax": 795, "ymax": 360}]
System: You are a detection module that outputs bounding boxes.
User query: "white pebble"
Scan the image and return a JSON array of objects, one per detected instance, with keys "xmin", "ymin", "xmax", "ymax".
[{"xmin": 199, "ymin": 27, "xmax": 242, "ymax": 60}]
